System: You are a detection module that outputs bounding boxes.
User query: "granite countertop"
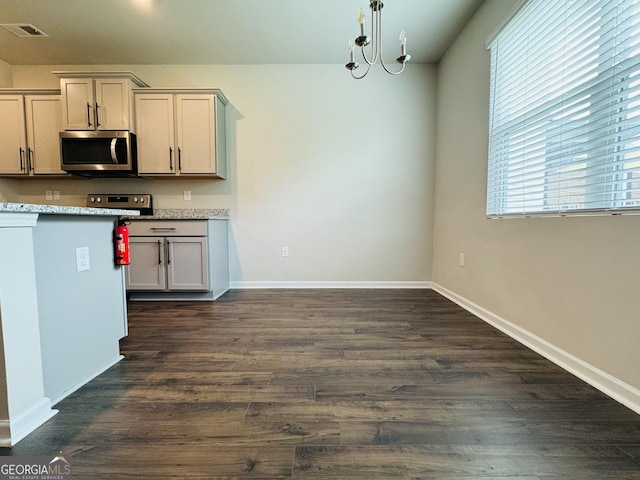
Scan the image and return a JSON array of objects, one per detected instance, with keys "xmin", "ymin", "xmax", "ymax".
[
  {"xmin": 128, "ymin": 208, "xmax": 230, "ymax": 220},
  {"xmin": 0, "ymin": 202, "xmax": 140, "ymax": 217}
]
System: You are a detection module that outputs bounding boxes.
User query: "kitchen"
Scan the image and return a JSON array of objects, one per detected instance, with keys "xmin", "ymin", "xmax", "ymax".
[
  {"xmin": 0, "ymin": 69, "xmax": 234, "ymax": 445},
  {"xmin": 1, "ymin": 0, "xmax": 639, "ymax": 476}
]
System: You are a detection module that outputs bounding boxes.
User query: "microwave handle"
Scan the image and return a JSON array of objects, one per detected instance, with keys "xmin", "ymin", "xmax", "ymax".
[{"xmin": 110, "ymin": 138, "xmax": 118, "ymax": 164}]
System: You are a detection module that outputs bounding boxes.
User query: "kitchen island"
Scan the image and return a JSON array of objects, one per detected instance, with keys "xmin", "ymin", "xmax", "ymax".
[{"xmin": 0, "ymin": 202, "xmax": 138, "ymax": 447}]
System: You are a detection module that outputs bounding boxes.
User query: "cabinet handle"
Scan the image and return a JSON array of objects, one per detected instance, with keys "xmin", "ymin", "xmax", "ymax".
[
  {"xmin": 150, "ymin": 227, "xmax": 177, "ymax": 231},
  {"xmin": 169, "ymin": 147, "xmax": 174, "ymax": 171},
  {"xmin": 167, "ymin": 239, "xmax": 172, "ymax": 265},
  {"xmin": 87, "ymin": 103, "xmax": 93, "ymax": 127},
  {"xmin": 178, "ymin": 147, "xmax": 182, "ymax": 171},
  {"xmin": 27, "ymin": 148, "xmax": 34, "ymax": 171},
  {"xmin": 19, "ymin": 147, "xmax": 25, "ymax": 171},
  {"xmin": 157, "ymin": 240, "xmax": 163, "ymax": 265},
  {"xmin": 95, "ymin": 103, "xmax": 101, "ymax": 127}
]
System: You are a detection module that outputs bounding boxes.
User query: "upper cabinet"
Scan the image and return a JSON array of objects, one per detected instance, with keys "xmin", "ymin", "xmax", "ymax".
[
  {"xmin": 0, "ymin": 73, "xmax": 231, "ymax": 180},
  {"xmin": 25, "ymin": 95, "xmax": 66, "ymax": 175},
  {"xmin": 0, "ymin": 90, "xmax": 66, "ymax": 176},
  {"xmin": 54, "ymin": 71, "xmax": 148, "ymax": 131},
  {"xmin": 0, "ymin": 95, "xmax": 26, "ymax": 175},
  {"xmin": 134, "ymin": 89, "xmax": 227, "ymax": 179}
]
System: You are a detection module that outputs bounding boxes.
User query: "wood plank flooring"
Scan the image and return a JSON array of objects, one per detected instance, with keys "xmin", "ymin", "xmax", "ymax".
[{"xmin": 2, "ymin": 289, "xmax": 640, "ymax": 478}]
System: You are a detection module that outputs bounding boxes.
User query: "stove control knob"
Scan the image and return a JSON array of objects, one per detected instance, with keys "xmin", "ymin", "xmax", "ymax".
[
  {"xmin": 96, "ymin": 197, "xmax": 102, "ymax": 203},
  {"xmin": 89, "ymin": 197, "xmax": 95, "ymax": 203},
  {"xmin": 139, "ymin": 197, "xmax": 145, "ymax": 203}
]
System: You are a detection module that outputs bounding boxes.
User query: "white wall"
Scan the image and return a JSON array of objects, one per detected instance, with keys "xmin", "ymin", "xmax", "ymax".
[
  {"xmin": 433, "ymin": 0, "xmax": 640, "ymax": 392},
  {"xmin": 7, "ymin": 64, "xmax": 437, "ymax": 286},
  {"xmin": 0, "ymin": 59, "xmax": 12, "ymax": 87},
  {"xmin": 0, "ymin": 179, "xmax": 19, "ymax": 202}
]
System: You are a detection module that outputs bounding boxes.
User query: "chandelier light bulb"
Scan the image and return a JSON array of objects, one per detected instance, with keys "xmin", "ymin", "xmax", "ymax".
[
  {"xmin": 357, "ymin": 8, "xmax": 367, "ymax": 38},
  {"xmin": 346, "ymin": 38, "xmax": 359, "ymax": 71},
  {"xmin": 399, "ymin": 30, "xmax": 408, "ymax": 57}
]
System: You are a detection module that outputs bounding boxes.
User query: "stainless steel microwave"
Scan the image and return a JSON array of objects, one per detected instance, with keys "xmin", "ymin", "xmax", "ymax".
[{"xmin": 60, "ymin": 131, "xmax": 138, "ymax": 176}]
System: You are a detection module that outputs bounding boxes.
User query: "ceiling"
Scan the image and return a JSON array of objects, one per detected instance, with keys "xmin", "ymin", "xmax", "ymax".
[{"xmin": 0, "ymin": 0, "xmax": 483, "ymax": 66}]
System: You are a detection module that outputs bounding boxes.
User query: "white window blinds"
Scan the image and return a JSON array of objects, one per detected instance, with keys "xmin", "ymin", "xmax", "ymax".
[{"xmin": 487, "ymin": 0, "xmax": 640, "ymax": 216}]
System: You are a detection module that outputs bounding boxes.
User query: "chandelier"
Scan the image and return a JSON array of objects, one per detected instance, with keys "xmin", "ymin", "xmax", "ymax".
[{"xmin": 345, "ymin": 0, "xmax": 411, "ymax": 79}]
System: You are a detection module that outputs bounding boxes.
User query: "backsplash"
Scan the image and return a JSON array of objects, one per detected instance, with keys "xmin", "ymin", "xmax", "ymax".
[{"xmin": 11, "ymin": 177, "xmax": 231, "ymax": 210}]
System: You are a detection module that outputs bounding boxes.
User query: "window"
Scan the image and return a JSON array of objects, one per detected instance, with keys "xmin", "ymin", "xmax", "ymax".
[{"xmin": 487, "ymin": 0, "xmax": 640, "ymax": 216}]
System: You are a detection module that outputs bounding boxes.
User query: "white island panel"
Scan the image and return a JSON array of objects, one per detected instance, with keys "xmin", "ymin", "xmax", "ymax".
[
  {"xmin": 0, "ymin": 213, "xmax": 56, "ymax": 447},
  {"xmin": 32, "ymin": 215, "xmax": 128, "ymax": 404}
]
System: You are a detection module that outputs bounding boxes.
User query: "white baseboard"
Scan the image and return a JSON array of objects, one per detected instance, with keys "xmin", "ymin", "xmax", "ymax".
[
  {"xmin": 0, "ymin": 398, "xmax": 58, "ymax": 447},
  {"xmin": 49, "ymin": 355, "xmax": 124, "ymax": 406},
  {"xmin": 229, "ymin": 281, "xmax": 433, "ymax": 289},
  {"xmin": 431, "ymin": 283, "xmax": 640, "ymax": 415}
]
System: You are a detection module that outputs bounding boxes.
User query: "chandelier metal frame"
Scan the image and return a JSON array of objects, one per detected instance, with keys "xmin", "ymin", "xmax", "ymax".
[{"xmin": 345, "ymin": 0, "xmax": 411, "ymax": 79}]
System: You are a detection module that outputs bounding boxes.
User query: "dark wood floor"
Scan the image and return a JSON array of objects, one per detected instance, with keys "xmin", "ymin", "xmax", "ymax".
[{"xmin": 3, "ymin": 289, "xmax": 640, "ymax": 478}]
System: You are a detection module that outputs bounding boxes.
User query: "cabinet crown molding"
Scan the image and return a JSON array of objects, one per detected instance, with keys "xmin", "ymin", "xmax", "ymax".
[
  {"xmin": 52, "ymin": 71, "xmax": 149, "ymax": 88},
  {"xmin": 0, "ymin": 89, "xmax": 60, "ymax": 95},
  {"xmin": 132, "ymin": 87, "xmax": 229, "ymax": 105}
]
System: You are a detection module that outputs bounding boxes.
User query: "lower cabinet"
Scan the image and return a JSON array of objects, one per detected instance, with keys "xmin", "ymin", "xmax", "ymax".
[
  {"xmin": 125, "ymin": 219, "xmax": 229, "ymax": 300},
  {"xmin": 128, "ymin": 236, "xmax": 209, "ymax": 291}
]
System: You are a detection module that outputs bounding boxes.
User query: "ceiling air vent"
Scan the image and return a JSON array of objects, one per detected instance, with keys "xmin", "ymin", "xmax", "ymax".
[{"xmin": 1, "ymin": 24, "xmax": 49, "ymax": 37}]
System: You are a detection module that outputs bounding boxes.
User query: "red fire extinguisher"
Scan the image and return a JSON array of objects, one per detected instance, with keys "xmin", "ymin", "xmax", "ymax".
[{"xmin": 115, "ymin": 220, "xmax": 130, "ymax": 265}]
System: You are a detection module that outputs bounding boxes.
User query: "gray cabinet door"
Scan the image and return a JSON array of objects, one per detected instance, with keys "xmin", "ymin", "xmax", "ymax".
[
  {"xmin": 166, "ymin": 236, "xmax": 209, "ymax": 291},
  {"xmin": 126, "ymin": 238, "xmax": 166, "ymax": 290}
]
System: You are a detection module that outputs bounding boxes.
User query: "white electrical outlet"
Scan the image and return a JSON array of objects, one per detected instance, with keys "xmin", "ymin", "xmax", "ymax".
[
  {"xmin": 459, "ymin": 253, "xmax": 465, "ymax": 267},
  {"xmin": 281, "ymin": 246, "xmax": 289, "ymax": 257},
  {"xmin": 76, "ymin": 247, "xmax": 91, "ymax": 272},
  {"xmin": 45, "ymin": 190, "xmax": 53, "ymax": 200},
  {"xmin": 53, "ymin": 191, "xmax": 60, "ymax": 200},
  {"xmin": 184, "ymin": 190, "xmax": 192, "ymax": 201}
]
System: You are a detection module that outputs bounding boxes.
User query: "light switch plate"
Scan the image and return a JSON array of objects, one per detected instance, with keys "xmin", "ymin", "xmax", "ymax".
[{"xmin": 76, "ymin": 246, "xmax": 90, "ymax": 272}]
